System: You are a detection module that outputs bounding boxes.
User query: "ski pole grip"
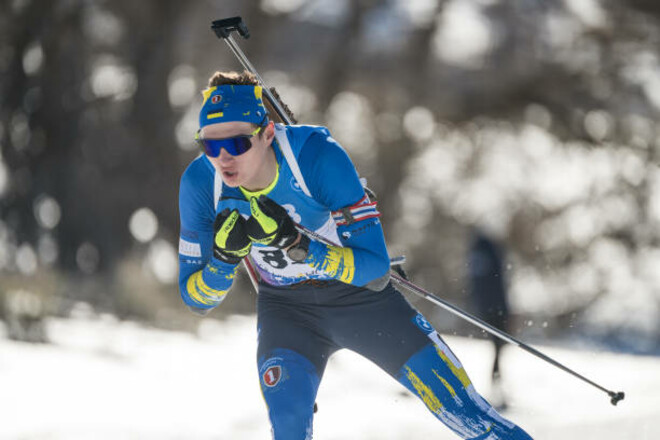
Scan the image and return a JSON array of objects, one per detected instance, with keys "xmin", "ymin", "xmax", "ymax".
[{"xmin": 212, "ymin": 16, "xmax": 250, "ymax": 40}]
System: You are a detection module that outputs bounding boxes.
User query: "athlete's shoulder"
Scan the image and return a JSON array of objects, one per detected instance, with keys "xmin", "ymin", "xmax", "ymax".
[
  {"xmin": 179, "ymin": 154, "xmax": 216, "ymax": 217},
  {"xmin": 284, "ymin": 124, "xmax": 347, "ymax": 163},
  {"xmin": 279, "ymin": 124, "xmax": 334, "ymax": 155},
  {"xmin": 181, "ymin": 154, "xmax": 214, "ymax": 188},
  {"xmin": 282, "ymin": 123, "xmax": 330, "ymax": 138}
]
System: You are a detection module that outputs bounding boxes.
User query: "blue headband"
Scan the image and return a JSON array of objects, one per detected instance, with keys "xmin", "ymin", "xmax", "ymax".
[{"xmin": 198, "ymin": 85, "xmax": 269, "ymax": 128}]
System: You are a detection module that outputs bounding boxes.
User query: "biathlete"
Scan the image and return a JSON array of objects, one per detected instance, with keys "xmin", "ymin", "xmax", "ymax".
[{"xmin": 177, "ymin": 70, "xmax": 533, "ymax": 440}]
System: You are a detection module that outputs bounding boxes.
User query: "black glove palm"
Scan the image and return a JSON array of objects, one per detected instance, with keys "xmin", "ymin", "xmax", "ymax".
[
  {"xmin": 246, "ymin": 195, "xmax": 299, "ymax": 249},
  {"xmin": 213, "ymin": 209, "xmax": 251, "ymax": 264}
]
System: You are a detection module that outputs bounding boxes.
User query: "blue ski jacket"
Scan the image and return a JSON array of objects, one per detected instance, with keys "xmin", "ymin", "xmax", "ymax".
[{"xmin": 177, "ymin": 124, "xmax": 391, "ymax": 309}]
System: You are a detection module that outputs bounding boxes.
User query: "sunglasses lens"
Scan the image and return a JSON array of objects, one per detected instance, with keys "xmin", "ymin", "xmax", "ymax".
[
  {"xmin": 228, "ymin": 137, "xmax": 253, "ymax": 155},
  {"xmin": 199, "ymin": 137, "xmax": 253, "ymax": 157}
]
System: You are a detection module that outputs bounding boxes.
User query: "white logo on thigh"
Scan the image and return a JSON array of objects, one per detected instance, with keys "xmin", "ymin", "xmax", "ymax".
[{"xmin": 415, "ymin": 314, "xmax": 434, "ymax": 333}]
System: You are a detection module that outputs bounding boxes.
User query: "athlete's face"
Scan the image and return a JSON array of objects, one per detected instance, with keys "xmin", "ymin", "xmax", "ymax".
[{"xmin": 201, "ymin": 120, "xmax": 275, "ymax": 189}]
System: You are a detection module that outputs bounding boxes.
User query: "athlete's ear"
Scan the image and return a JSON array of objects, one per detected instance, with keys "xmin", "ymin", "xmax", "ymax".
[{"xmin": 264, "ymin": 120, "xmax": 276, "ymax": 144}]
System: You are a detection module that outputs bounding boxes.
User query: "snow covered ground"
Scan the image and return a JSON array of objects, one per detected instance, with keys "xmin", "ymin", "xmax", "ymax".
[{"xmin": 1, "ymin": 314, "xmax": 658, "ymax": 440}]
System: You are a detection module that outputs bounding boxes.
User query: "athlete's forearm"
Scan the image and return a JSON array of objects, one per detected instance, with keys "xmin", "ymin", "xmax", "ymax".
[
  {"xmin": 179, "ymin": 258, "xmax": 238, "ymax": 309},
  {"xmin": 306, "ymin": 241, "xmax": 389, "ymax": 287},
  {"xmin": 306, "ymin": 218, "xmax": 390, "ymax": 287}
]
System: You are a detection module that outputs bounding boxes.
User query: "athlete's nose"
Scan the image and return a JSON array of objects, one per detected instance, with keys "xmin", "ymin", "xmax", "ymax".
[{"xmin": 218, "ymin": 147, "xmax": 235, "ymax": 162}]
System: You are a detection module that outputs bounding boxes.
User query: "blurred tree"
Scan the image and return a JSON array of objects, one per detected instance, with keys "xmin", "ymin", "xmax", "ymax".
[
  {"xmin": 1, "ymin": 0, "xmax": 185, "ymax": 315},
  {"xmin": 1, "ymin": 0, "xmax": 659, "ymax": 349}
]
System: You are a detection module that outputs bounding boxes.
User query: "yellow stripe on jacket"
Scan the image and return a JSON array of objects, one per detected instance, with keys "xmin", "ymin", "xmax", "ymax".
[
  {"xmin": 186, "ymin": 271, "xmax": 230, "ymax": 306},
  {"xmin": 318, "ymin": 245, "xmax": 355, "ymax": 284}
]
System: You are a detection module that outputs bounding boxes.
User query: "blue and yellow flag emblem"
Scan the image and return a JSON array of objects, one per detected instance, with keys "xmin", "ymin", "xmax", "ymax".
[{"xmin": 199, "ymin": 85, "xmax": 268, "ymax": 128}]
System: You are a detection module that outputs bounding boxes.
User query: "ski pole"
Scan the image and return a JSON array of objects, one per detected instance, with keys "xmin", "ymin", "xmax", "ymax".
[
  {"xmin": 212, "ymin": 17, "xmax": 293, "ymax": 125},
  {"xmin": 389, "ymin": 273, "xmax": 625, "ymax": 405},
  {"xmin": 211, "ymin": 16, "xmax": 625, "ymax": 406},
  {"xmin": 293, "ymin": 221, "xmax": 625, "ymax": 406}
]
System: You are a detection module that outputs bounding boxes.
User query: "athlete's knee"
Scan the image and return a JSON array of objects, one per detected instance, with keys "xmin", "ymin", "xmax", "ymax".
[{"xmin": 258, "ymin": 349, "xmax": 320, "ymax": 440}]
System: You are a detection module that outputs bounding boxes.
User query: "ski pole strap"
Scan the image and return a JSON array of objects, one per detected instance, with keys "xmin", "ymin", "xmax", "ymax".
[{"xmin": 332, "ymin": 195, "xmax": 380, "ymax": 226}]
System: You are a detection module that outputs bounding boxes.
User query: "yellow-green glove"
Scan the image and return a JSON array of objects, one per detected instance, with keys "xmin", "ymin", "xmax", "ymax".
[
  {"xmin": 213, "ymin": 209, "xmax": 251, "ymax": 264},
  {"xmin": 246, "ymin": 195, "xmax": 299, "ymax": 249}
]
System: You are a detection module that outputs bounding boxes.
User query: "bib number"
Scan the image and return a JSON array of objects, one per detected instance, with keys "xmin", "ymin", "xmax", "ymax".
[{"xmin": 259, "ymin": 249, "xmax": 288, "ymax": 269}]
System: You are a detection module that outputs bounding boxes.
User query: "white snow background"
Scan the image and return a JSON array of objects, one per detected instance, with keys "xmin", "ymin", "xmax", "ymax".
[{"xmin": 1, "ymin": 312, "xmax": 658, "ymax": 440}]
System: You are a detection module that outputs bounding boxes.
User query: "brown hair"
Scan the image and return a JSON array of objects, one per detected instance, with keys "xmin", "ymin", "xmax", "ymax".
[
  {"xmin": 207, "ymin": 70, "xmax": 259, "ymax": 87},
  {"xmin": 206, "ymin": 70, "xmax": 298, "ymax": 124}
]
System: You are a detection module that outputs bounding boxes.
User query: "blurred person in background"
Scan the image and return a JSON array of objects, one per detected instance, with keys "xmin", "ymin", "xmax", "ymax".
[
  {"xmin": 468, "ymin": 228, "xmax": 511, "ymax": 410},
  {"xmin": 176, "ymin": 70, "xmax": 532, "ymax": 439}
]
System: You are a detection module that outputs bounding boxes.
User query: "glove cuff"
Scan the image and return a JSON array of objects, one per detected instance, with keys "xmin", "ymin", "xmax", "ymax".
[{"xmin": 212, "ymin": 249, "xmax": 242, "ymax": 265}]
